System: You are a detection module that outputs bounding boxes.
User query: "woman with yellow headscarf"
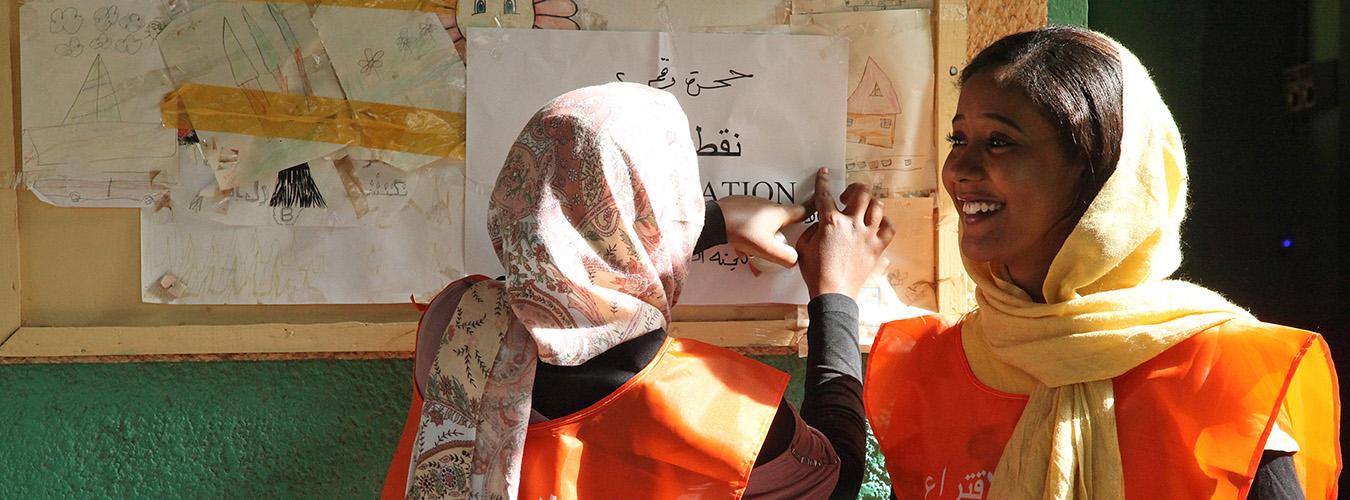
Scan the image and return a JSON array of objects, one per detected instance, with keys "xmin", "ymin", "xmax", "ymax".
[{"xmin": 841, "ymin": 27, "xmax": 1340, "ymax": 499}]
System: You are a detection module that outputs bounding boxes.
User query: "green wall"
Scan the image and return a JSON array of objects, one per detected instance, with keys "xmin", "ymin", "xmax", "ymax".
[
  {"xmin": 1, "ymin": 1, "xmax": 1093, "ymax": 498},
  {"xmin": 0, "ymin": 356, "xmax": 894, "ymax": 499}
]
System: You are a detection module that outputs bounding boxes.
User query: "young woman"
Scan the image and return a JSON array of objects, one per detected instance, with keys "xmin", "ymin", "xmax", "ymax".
[
  {"xmin": 846, "ymin": 27, "xmax": 1339, "ymax": 499},
  {"xmin": 382, "ymin": 82, "xmax": 889, "ymax": 499}
]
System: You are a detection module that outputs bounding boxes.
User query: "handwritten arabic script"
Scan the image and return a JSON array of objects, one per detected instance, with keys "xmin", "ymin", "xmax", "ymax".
[{"xmin": 615, "ymin": 58, "xmax": 754, "ymax": 97}]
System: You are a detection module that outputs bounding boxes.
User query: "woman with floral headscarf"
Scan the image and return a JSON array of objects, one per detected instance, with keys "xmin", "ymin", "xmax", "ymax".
[
  {"xmin": 382, "ymin": 82, "xmax": 891, "ymax": 499},
  {"xmin": 850, "ymin": 27, "xmax": 1339, "ymax": 500}
]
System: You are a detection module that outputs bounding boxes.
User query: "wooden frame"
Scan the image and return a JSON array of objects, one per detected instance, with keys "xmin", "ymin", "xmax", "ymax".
[{"xmin": 0, "ymin": 0, "xmax": 1045, "ymax": 363}]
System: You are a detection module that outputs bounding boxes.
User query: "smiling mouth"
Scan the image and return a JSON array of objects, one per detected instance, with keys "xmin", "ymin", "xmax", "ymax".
[{"xmin": 961, "ymin": 201, "xmax": 1004, "ymax": 215}]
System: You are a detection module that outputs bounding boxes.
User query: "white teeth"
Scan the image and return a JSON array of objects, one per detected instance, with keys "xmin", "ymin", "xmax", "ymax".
[{"xmin": 961, "ymin": 201, "xmax": 1004, "ymax": 215}]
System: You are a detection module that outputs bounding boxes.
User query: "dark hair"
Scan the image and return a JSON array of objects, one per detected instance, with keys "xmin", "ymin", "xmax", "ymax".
[{"xmin": 961, "ymin": 26, "xmax": 1125, "ymax": 214}]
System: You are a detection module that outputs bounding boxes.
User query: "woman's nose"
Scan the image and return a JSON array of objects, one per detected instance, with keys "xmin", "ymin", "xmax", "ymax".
[{"xmin": 948, "ymin": 147, "xmax": 985, "ymax": 182}]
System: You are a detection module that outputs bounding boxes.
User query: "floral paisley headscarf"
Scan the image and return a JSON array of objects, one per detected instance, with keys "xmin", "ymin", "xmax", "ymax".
[{"xmin": 406, "ymin": 82, "xmax": 704, "ymax": 499}]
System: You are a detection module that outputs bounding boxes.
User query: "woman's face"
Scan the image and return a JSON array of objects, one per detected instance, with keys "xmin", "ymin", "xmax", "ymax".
[{"xmin": 942, "ymin": 71, "xmax": 1086, "ymax": 283}]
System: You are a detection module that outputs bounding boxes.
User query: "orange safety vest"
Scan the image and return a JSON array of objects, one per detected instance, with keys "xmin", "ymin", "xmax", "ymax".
[
  {"xmin": 518, "ymin": 336, "xmax": 788, "ymax": 500},
  {"xmin": 383, "ymin": 289, "xmax": 788, "ymax": 499},
  {"xmin": 864, "ymin": 316, "xmax": 1341, "ymax": 500}
]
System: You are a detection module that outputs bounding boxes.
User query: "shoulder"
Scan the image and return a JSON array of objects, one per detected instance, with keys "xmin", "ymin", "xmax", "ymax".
[
  {"xmin": 1191, "ymin": 318, "xmax": 1321, "ymax": 358},
  {"xmin": 872, "ymin": 314, "xmax": 957, "ymax": 356}
]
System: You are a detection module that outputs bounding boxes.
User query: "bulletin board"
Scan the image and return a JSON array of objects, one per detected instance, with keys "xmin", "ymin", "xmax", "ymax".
[{"xmin": 0, "ymin": 0, "xmax": 1047, "ymax": 363}]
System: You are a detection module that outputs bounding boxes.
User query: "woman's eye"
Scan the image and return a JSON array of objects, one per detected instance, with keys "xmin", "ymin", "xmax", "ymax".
[
  {"xmin": 987, "ymin": 136, "xmax": 1012, "ymax": 148},
  {"xmin": 945, "ymin": 134, "xmax": 967, "ymax": 146}
]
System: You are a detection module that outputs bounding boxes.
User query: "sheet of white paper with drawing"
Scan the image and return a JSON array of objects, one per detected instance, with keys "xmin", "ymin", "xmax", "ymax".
[
  {"xmin": 310, "ymin": 6, "xmax": 466, "ymax": 172},
  {"xmin": 465, "ymin": 29, "xmax": 846, "ymax": 305},
  {"xmin": 141, "ymin": 159, "xmax": 467, "ymax": 304},
  {"xmin": 792, "ymin": 9, "xmax": 935, "ymax": 196},
  {"xmin": 19, "ymin": 0, "xmax": 178, "ymax": 208},
  {"xmin": 157, "ymin": 1, "xmax": 347, "ymax": 190}
]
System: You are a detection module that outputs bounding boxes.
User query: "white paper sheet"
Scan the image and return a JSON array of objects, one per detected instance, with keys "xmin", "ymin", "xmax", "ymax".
[
  {"xmin": 157, "ymin": 0, "xmax": 347, "ymax": 189},
  {"xmin": 142, "ymin": 160, "xmax": 466, "ymax": 304},
  {"xmin": 466, "ymin": 29, "xmax": 846, "ymax": 305},
  {"xmin": 19, "ymin": 0, "xmax": 178, "ymax": 207},
  {"xmin": 792, "ymin": 9, "xmax": 935, "ymax": 195},
  {"xmin": 310, "ymin": 6, "xmax": 466, "ymax": 171}
]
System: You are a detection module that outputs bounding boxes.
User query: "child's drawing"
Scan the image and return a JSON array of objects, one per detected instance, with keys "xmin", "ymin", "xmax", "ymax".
[
  {"xmin": 63, "ymin": 54, "xmax": 120, "ymax": 123},
  {"xmin": 158, "ymin": 1, "xmax": 348, "ymax": 189},
  {"xmin": 223, "ymin": 17, "xmax": 269, "ymax": 114},
  {"xmin": 358, "ymin": 48, "xmax": 384, "ymax": 75},
  {"xmin": 21, "ymin": 0, "xmax": 179, "ymax": 207},
  {"xmin": 49, "ymin": 7, "xmax": 83, "ymax": 33},
  {"xmin": 846, "ymin": 57, "xmax": 901, "ymax": 148},
  {"xmin": 309, "ymin": 6, "xmax": 466, "ymax": 171},
  {"xmin": 438, "ymin": 0, "xmax": 579, "ymax": 56}
]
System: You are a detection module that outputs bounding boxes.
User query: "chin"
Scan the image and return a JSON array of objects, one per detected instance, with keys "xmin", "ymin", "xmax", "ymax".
[{"xmin": 958, "ymin": 238, "xmax": 998, "ymax": 264}]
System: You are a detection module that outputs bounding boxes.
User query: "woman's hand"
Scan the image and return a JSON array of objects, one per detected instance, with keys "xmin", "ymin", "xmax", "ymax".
[
  {"xmin": 796, "ymin": 168, "xmax": 895, "ymax": 299},
  {"xmin": 717, "ymin": 195, "xmax": 810, "ymax": 268}
]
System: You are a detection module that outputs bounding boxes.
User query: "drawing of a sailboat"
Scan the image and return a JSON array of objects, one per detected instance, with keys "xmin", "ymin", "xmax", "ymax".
[{"xmin": 26, "ymin": 54, "xmax": 175, "ymax": 168}]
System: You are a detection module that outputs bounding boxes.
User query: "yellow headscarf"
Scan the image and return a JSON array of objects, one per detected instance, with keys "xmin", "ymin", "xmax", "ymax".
[{"xmin": 960, "ymin": 32, "xmax": 1255, "ymax": 498}]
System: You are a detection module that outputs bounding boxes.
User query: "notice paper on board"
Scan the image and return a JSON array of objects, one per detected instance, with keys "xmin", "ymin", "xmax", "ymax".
[{"xmin": 464, "ymin": 28, "xmax": 847, "ymax": 305}]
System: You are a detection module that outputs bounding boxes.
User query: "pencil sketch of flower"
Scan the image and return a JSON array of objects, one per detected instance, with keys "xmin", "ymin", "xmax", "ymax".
[{"xmin": 359, "ymin": 48, "xmax": 384, "ymax": 75}]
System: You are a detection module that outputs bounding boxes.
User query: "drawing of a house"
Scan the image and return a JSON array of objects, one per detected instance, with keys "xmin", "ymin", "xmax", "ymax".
[{"xmin": 846, "ymin": 57, "xmax": 901, "ymax": 148}]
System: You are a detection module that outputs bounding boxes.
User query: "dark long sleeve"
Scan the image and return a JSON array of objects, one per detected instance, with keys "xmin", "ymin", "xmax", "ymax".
[
  {"xmin": 1251, "ymin": 451, "xmax": 1304, "ymax": 500},
  {"xmin": 800, "ymin": 294, "xmax": 867, "ymax": 500},
  {"xmin": 695, "ymin": 200, "xmax": 728, "ymax": 253}
]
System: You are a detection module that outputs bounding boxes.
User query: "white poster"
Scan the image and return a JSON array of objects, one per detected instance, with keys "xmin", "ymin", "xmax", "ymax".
[{"xmin": 466, "ymin": 29, "xmax": 847, "ymax": 304}]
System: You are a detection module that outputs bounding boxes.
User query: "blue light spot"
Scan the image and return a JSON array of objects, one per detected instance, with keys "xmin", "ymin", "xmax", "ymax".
[{"xmin": 1281, "ymin": 239, "xmax": 1293, "ymax": 248}]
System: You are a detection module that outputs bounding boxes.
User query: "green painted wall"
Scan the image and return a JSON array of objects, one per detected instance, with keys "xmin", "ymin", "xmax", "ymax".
[
  {"xmin": 0, "ymin": 355, "xmax": 891, "ymax": 499},
  {"xmin": 1048, "ymin": 0, "xmax": 1088, "ymax": 26}
]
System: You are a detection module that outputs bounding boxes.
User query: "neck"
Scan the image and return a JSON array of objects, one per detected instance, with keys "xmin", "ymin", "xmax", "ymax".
[{"xmin": 1004, "ymin": 259, "xmax": 1052, "ymax": 303}]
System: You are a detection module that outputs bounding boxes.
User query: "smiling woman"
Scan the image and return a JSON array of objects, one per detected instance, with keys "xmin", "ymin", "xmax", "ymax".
[{"xmin": 861, "ymin": 27, "xmax": 1340, "ymax": 500}]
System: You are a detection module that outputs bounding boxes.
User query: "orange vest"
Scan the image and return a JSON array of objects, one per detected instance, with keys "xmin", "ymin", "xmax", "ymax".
[
  {"xmin": 519, "ymin": 336, "xmax": 788, "ymax": 500},
  {"xmin": 382, "ymin": 313, "xmax": 788, "ymax": 499},
  {"xmin": 864, "ymin": 316, "xmax": 1341, "ymax": 500}
]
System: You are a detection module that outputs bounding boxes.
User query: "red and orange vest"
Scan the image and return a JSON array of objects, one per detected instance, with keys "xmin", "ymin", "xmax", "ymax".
[
  {"xmin": 383, "ymin": 280, "xmax": 788, "ymax": 499},
  {"xmin": 864, "ymin": 315, "xmax": 1340, "ymax": 499}
]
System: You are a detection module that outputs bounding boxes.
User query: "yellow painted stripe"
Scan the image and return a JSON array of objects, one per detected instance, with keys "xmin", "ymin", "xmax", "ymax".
[{"xmin": 162, "ymin": 83, "xmax": 466, "ymax": 159}]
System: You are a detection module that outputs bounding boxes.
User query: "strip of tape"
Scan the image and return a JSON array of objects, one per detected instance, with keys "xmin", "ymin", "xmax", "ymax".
[{"xmin": 161, "ymin": 83, "xmax": 467, "ymax": 159}]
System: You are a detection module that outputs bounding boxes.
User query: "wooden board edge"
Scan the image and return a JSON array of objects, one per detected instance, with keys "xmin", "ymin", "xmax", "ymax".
[
  {"xmin": 0, "ymin": 319, "xmax": 813, "ymax": 363},
  {"xmin": 933, "ymin": 0, "xmax": 976, "ymax": 318},
  {"xmin": 1, "ymin": 0, "xmax": 21, "ymax": 341}
]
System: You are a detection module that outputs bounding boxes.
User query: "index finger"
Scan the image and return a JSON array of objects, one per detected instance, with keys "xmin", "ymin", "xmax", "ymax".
[{"xmin": 812, "ymin": 167, "xmax": 839, "ymax": 217}]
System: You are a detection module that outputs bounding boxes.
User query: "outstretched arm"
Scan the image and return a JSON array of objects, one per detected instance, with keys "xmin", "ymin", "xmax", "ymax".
[{"xmin": 796, "ymin": 168, "xmax": 895, "ymax": 499}]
